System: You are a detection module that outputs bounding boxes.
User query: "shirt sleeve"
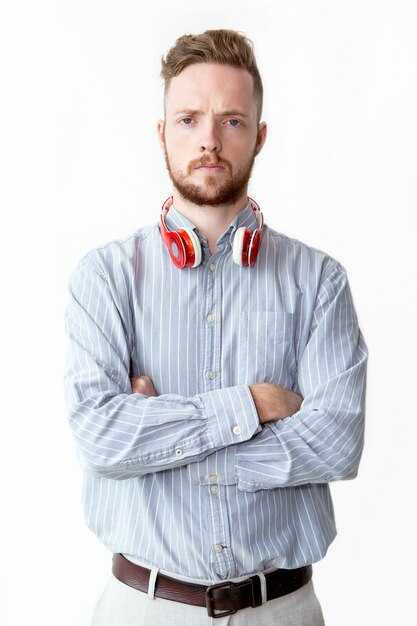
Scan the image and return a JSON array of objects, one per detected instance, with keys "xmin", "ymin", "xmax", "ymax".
[
  {"xmin": 234, "ymin": 260, "xmax": 368, "ymax": 491},
  {"xmin": 64, "ymin": 255, "xmax": 260, "ymax": 480}
]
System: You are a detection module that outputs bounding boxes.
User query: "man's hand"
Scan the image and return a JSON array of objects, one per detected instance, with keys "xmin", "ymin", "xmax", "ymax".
[
  {"xmin": 131, "ymin": 375, "xmax": 158, "ymax": 397},
  {"xmin": 249, "ymin": 383, "xmax": 303, "ymax": 424}
]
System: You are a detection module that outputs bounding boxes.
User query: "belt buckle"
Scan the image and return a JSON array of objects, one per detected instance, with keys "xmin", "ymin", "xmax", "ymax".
[
  {"xmin": 205, "ymin": 574, "xmax": 263, "ymax": 618},
  {"xmin": 205, "ymin": 581, "xmax": 238, "ymax": 619}
]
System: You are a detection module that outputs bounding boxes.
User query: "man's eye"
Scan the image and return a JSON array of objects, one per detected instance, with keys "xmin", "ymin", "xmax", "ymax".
[
  {"xmin": 180, "ymin": 118, "xmax": 193, "ymax": 125},
  {"xmin": 228, "ymin": 119, "xmax": 241, "ymax": 127}
]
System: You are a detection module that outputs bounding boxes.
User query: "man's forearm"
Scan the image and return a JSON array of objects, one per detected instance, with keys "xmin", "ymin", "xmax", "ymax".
[{"xmin": 132, "ymin": 375, "xmax": 303, "ymax": 424}]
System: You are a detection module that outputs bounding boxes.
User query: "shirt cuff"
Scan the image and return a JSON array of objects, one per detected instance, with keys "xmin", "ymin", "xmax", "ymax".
[{"xmin": 201, "ymin": 385, "xmax": 261, "ymax": 448}]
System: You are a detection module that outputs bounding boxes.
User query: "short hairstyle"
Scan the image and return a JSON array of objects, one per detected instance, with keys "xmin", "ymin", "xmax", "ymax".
[{"xmin": 161, "ymin": 29, "xmax": 263, "ymax": 121}]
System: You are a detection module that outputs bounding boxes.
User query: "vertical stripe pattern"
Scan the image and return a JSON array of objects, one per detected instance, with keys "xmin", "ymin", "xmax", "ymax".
[{"xmin": 64, "ymin": 202, "xmax": 367, "ymax": 581}]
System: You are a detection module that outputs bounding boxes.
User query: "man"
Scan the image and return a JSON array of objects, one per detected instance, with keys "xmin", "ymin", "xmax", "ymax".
[{"xmin": 65, "ymin": 29, "xmax": 367, "ymax": 625}]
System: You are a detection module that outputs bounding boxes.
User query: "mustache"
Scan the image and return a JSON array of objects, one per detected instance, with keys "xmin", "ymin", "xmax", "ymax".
[{"xmin": 188, "ymin": 155, "xmax": 232, "ymax": 175}]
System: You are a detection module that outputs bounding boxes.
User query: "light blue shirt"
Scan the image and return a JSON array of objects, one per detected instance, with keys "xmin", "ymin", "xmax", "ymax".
[{"xmin": 64, "ymin": 202, "xmax": 367, "ymax": 581}]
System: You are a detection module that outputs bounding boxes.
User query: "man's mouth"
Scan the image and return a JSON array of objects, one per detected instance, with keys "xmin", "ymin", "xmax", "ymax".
[{"xmin": 195, "ymin": 164, "xmax": 224, "ymax": 171}]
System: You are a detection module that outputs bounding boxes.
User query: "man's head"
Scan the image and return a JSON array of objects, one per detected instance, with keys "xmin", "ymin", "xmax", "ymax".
[{"xmin": 158, "ymin": 29, "xmax": 267, "ymax": 207}]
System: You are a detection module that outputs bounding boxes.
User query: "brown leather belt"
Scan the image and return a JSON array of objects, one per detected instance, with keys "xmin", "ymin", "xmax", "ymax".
[{"xmin": 112, "ymin": 554, "xmax": 312, "ymax": 618}]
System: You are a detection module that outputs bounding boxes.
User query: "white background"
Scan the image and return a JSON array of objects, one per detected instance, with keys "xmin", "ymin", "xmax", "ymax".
[{"xmin": 1, "ymin": 1, "xmax": 416, "ymax": 624}]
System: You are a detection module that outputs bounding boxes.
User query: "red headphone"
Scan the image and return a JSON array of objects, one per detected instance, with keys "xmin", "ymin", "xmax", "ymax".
[{"xmin": 159, "ymin": 196, "xmax": 264, "ymax": 269}]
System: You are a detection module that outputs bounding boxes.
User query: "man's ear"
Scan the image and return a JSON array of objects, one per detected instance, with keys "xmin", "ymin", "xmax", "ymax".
[
  {"xmin": 157, "ymin": 119, "xmax": 165, "ymax": 150},
  {"xmin": 255, "ymin": 121, "xmax": 267, "ymax": 156}
]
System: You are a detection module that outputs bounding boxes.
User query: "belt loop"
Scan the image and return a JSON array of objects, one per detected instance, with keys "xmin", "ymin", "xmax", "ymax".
[
  {"xmin": 256, "ymin": 572, "xmax": 267, "ymax": 604},
  {"xmin": 148, "ymin": 567, "xmax": 159, "ymax": 599}
]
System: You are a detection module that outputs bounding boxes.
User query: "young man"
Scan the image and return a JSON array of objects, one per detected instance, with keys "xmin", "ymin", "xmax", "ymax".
[{"xmin": 65, "ymin": 29, "xmax": 367, "ymax": 625}]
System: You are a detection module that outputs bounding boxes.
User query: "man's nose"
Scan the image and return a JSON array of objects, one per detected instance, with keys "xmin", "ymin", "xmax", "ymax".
[{"xmin": 199, "ymin": 121, "xmax": 222, "ymax": 153}]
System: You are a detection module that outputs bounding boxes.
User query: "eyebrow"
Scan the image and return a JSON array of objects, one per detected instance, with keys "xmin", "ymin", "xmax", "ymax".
[{"xmin": 173, "ymin": 109, "xmax": 249, "ymax": 118}]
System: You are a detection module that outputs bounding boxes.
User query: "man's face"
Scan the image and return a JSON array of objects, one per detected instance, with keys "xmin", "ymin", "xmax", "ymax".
[{"xmin": 158, "ymin": 63, "xmax": 267, "ymax": 206}]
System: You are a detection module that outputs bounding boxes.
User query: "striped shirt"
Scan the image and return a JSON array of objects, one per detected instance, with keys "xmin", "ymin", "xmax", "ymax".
[{"xmin": 64, "ymin": 201, "xmax": 367, "ymax": 581}]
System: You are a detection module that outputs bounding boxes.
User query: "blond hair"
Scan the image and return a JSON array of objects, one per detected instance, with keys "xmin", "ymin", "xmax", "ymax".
[{"xmin": 161, "ymin": 29, "xmax": 263, "ymax": 121}]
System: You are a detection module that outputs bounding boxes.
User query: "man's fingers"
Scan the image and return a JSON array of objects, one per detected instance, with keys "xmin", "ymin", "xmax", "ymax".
[
  {"xmin": 249, "ymin": 382, "xmax": 303, "ymax": 423},
  {"xmin": 131, "ymin": 375, "xmax": 158, "ymax": 396}
]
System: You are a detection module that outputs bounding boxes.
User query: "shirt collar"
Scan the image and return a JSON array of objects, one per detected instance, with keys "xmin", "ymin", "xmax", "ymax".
[{"xmin": 164, "ymin": 200, "xmax": 260, "ymax": 247}]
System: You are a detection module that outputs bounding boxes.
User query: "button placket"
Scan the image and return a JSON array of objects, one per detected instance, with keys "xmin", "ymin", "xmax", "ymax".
[
  {"xmin": 201, "ymin": 248, "xmax": 235, "ymax": 578},
  {"xmin": 201, "ymin": 253, "xmax": 223, "ymax": 392},
  {"xmin": 208, "ymin": 482, "xmax": 236, "ymax": 578}
]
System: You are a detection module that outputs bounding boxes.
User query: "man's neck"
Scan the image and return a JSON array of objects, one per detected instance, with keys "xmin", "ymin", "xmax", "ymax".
[{"xmin": 172, "ymin": 191, "xmax": 249, "ymax": 254}]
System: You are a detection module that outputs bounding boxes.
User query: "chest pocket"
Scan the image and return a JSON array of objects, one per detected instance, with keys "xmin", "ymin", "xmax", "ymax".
[{"xmin": 237, "ymin": 311, "xmax": 298, "ymax": 389}]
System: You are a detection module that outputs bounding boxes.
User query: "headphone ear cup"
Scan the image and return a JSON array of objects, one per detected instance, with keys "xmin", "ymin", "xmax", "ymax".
[
  {"xmin": 178, "ymin": 227, "xmax": 202, "ymax": 268},
  {"xmin": 233, "ymin": 227, "xmax": 252, "ymax": 266},
  {"xmin": 162, "ymin": 231, "xmax": 187, "ymax": 268}
]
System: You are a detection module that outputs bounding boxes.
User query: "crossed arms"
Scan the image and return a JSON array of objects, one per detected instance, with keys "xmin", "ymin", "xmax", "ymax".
[
  {"xmin": 132, "ymin": 375, "xmax": 304, "ymax": 425},
  {"xmin": 64, "ymin": 253, "xmax": 367, "ymax": 489}
]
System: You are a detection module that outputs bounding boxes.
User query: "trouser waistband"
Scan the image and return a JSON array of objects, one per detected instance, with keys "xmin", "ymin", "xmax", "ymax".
[{"xmin": 112, "ymin": 554, "xmax": 313, "ymax": 619}]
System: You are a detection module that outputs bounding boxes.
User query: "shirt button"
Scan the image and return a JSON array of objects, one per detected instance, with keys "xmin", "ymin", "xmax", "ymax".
[
  {"xmin": 206, "ymin": 314, "xmax": 216, "ymax": 323},
  {"xmin": 210, "ymin": 485, "xmax": 220, "ymax": 495},
  {"xmin": 232, "ymin": 425, "xmax": 242, "ymax": 435},
  {"xmin": 207, "ymin": 370, "xmax": 216, "ymax": 380},
  {"xmin": 209, "ymin": 474, "xmax": 218, "ymax": 482},
  {"xmin": 209, "ymin": 264, "xmax": 216, "ymax": 272},
  {"xmin": 214, "ymin": 544, "xmax": 223, "ymax": 553},
  {"xmin": 175, "ymin": 448, "xmax": 183, "ymax": 456}
]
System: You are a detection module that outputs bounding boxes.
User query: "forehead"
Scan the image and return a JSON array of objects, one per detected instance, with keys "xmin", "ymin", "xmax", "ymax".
[{"xmin": 165, "ymin": 63, "xmax": 256, "ymax": 115}]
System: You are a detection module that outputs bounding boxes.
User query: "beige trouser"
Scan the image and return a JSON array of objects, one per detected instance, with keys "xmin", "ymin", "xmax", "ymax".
[{"xmin": 91, "ymin": 574, "xmax": 325, "ymax": 625}]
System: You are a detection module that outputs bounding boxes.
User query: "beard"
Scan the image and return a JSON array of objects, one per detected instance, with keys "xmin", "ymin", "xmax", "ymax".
[{"xmin": 163, "ymin": 147, "xmax": 257, "ymax": 207}]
